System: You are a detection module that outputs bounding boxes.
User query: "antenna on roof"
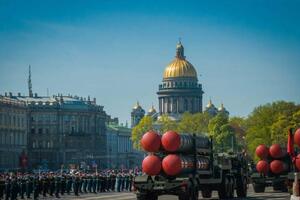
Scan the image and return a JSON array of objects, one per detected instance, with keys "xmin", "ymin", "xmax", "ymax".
[{"xmin": 28, "ymin": 65, "xmax": 33, "ymax": 97}]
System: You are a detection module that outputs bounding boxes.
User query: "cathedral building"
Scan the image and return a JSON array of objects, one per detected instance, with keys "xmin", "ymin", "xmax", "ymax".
[
  {"xmin": 131, "ymin": 41, "xmax": 230, "ymax": 126},
  {"xmin": 157, "ymin": 41, "xmax": 204, "ymax": 120}
]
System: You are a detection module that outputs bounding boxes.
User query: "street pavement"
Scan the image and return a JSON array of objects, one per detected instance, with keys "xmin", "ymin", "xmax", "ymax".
[{"xmin": 35, "ymin": 185, "xmax": 290, "ymax": 200}]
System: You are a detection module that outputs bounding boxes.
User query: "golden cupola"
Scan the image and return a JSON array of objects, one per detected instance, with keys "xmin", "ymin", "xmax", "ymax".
[{"xmin": 163, "ymin": 41, "xmax": 197, "ymax": 79}]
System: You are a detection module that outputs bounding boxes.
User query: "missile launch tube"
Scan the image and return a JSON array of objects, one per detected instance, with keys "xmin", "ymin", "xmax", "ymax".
[
  {"xmin": 161, "ymin": 131, "xmax": 210, "ymax": 153},
  {"xmin": 162, "ymin": 154, "xmax": 210, "ymax": 176}
]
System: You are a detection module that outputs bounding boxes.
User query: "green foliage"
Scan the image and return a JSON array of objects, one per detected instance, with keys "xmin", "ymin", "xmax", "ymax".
[
  {"xmin": 208, "ymin": 113, "xmax": 234, "ymax": 152},
  {"xmin": 131, "ymin": 116, "xmax": 153, "ymax": 150},
  {"xmin": 157, "ymin": 114, "xmax": 178, "ymax": 133},
  {"xmin": 131, "ymin": 100, "xmax": 300, "ymax": 160}
]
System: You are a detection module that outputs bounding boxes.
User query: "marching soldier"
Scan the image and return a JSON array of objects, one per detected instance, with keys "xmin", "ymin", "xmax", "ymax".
[
  {"xmin": 128, "ymin": 172, "xmax": 133, "ymax": 192},
  {"xmin": 0, "ymin": 175, "xmax": 5, "ymax": 200},
  {"xmin": 26, "ymin": 175, "xmax": 33, "ymax": 199},
  {"xmin": 54, "ymin": 175, "xmax": 61, "ymax": 198},
  {"xmin": 73, "ymin": 174, "xmax": 80, "ymax": 196},
  {"xmin": 19, "ymin": 175, "xmax": 26, "ymax": 199},
  {"xmin": 33, "ymin": 175, "xmax": 40, "ymax": 200},
  {"xmin": 5, "ymin": 176, "xmax": 11, "ymax": 200},
  {"xmin": 116, "ymin": 172, "xmax": 121, "ymax": 192},
  {"xmin": 10, "ymin": 176, "xmax": 19, "ymax": 200},
  {"xmin": 82, "ymin": 175, "xmax": 87, "ymax": 193},
  {"xmin": 61, "ymin": 175, "xmax": 66, "ymax": 195},
  {"xmin": 87, "ymin": 175, "xmax": 92, "ymax": 193},
  {"xmin": 65, "ymin": 175, "xmax": 72, "ymax": 195},
  {"xmin": 41, "ymin": 175, "xmax": 48, "ymax": 197},
  {"xmin": 49, "ymin": 174, "xmax": 55, "ymax": 196}
]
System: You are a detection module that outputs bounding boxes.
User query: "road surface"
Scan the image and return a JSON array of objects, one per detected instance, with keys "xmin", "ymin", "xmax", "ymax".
[{"xmin": 35, "ymin": 185, "xmax": 290, "ymax": 200}]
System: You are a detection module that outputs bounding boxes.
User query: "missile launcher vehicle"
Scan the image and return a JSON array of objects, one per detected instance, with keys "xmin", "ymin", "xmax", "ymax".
[
  {"xmin": 134, "ymin": 130, "xmax": 249, "ymax": 200},
  {"xmin": 251, "ymin": 144, "xmax": 292, "ymax": 193}
]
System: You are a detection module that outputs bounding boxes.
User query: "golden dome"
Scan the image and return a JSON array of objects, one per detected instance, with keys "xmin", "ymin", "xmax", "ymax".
[
  {"xmin": 218, "ymin": 103, "xmax": 225, "ymax": 111},
  {"xmin": 148, "ymin": 105, "xmax": 157, "ymax": 114},
  {"xmin": 206, "ymin": 99, "xmax": 215, "ymax": 108},
  {"xmin": 133, "ymin": 101, "xmax": 141, "ymax": 110},
  {"xmin": 163, "ymin": 41, "xmax": 197, "ymax": 79}
]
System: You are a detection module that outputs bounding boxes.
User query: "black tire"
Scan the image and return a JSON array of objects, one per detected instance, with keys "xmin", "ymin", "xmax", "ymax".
[
  {"xmin": 253, "ymin": 183, "xmax": 265, "ymax": 193},
  {"xmin": 228, "ymin": 177, "xmax": 234, "ymax": 198},
  {"xmin": 201, "ymin": 188, "xmax": 212, "ymax": 198},
  {"xmin": 137, "ymin": 193, "xmax": 158, "ymax": 200},
  {"xmin": 236, "ymin": 176, "xmax": 247, "ymax": 198},
  {"xmin": 179, "ymin": 187, "xmax": 198, "ymax": 200},
  {"xmin": 137, "ymin": 193, "xmax": 146, "ymax": 200},
  {"xmin": 218, "ymin": 175, "xmax": 231, "ymax": 199},
  {"xmin": 273, "ymin": 181, "xmax": 288, "ymax": 192}
]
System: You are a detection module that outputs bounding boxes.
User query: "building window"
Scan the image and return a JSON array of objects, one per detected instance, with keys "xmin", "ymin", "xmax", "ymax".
[
  {"xmin": 184, "ymin": 99, "xmax": 188, "ymax": 111},
  {"xmin": 38, "ymin": 128, "xmax": 43, "ymax": 134},
  {"xmin": 45, "ymin": 128, "xmax": 49, "ymax": 134},
  {"xmin": 31, "ymin": 128, "xmax": 35, "ymax": 134},
  {"xmin": 13, "ymin": 116, "xmax": 16, "ymax": 126}
]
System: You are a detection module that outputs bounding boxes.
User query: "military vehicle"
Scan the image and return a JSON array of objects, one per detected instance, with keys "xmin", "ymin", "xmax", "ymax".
[
  {"xmin": 134, "ymin": 130, "xmax": 248, "ymax": 200},
  {"xmin": 251, "ymin": 144, "xmax": 292, "ymax": 193}
]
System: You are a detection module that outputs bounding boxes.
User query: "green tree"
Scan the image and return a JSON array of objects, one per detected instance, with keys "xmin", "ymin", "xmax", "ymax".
[
  {"xmin": 193, "ymin": 112, "xmax": 212, "ymax": 134},
  {"xmin": 208, "ymin": 113, "xmax": 230, "ymax": 151},
  {"xmin": 131, "ymin": 116, "xmax": 153, "ymax": 150},
  {"xmin": 177, "ymin": 112, "xmax": 194, "ymax": 133},
  {"xmin": 229, "ymin": 117, "xmax": 247, "ymax": 151},
  {"xmin": 176, "ymin": 112, "xmax": 211, "ymax": 135},
  {"xmin": 157, "ymin": 114, "xmax": 178, "ymax": 133}
]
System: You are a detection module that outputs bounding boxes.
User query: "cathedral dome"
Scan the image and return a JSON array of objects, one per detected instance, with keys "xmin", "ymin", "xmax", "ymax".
[
  {"xmin": 148, "ymin": 105, "xmax": 157, "ymax": 114},
  {"xmin": 206, "ymin": 99, "xmax": 215, "ymax": 108},
  {"xmin": 163, "ymin": 41, "xmax": 197, "ymax": 79},
  {"xmin": 133, "ymin": 101, "xmax": 142, "ymax": 110}
]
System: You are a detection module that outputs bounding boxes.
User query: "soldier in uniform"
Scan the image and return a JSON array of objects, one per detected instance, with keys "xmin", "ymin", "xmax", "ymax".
[
  {"xmin": 65, "ymin": 175, "xmax": 72, "ymax": 195},
  {"xmin": 10, "ymin": 176, "xmax": 19, "ymax": 200},
  {"xmin": 128, "ymin": 172, "xmax": 133, "ymax": 192},
  {"xmin": 41, "ymin": 174, "xmax": 48, "ymax": 197},
  {"xmin": 116, "ymin": 172, "xmax": 121, "ymax": 192},
  {"xmin": 26, "ymin": 175, "xmax": 33, "ymax": 199},
  {"xmin": 5, "ymin": 176, "xmax": 11, "ymax": 200},
  {"xmin": 82, "ymin": 174, "xmax": 87, "ymax": 193},
  {"xmin": 91, "ymin": 175, "xmax": 96, "ymax": 193},
  {"xmin": 19, "ymin": 175, "xmax": 26, "ymax": 199},
  {"xmin": 33, "ymin": 175, "xmax": 40, "ymax": 200},
  {"xmin": 0, "ymin": 175, "xmax": 5, "ymax": 200},
  {"xmin": 111, "ymin": 171, "xmax": 116, "ymax": 192},
  {"xmin": 87, "ymin": 175, "xmax": 92, "ymax": 193},
  {"xmin": 60, "ymin": 175, "xmax": 66, "ymax": 196},
  {"xmin": 96, "ymin": 174, "xmax": 101, "ymax": 193},
  {"xmin": 73, "ymin": 173, "xmax": 80, "ymax": 196},
  {"xmin": 54, "ymin": 175, "xmax": 61, "ymax": 198},
  {"xmin": 49, "ymin": 174, "xmax": 55, "ymax": 196}
]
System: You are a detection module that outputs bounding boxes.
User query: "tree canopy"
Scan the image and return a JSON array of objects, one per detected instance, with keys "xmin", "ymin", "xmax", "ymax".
[{"xmin": 130, "ymin": 100, "xmax": 300, "ymax": 161}]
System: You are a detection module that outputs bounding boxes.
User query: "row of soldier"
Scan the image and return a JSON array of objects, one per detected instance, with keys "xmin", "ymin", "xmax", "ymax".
[{"xmin": 0, "ymin": 169, "xmax": 139, "ymax": 200}]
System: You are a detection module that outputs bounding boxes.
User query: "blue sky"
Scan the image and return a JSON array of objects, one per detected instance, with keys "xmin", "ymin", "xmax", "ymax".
[{"xmin": 0, "ymin": 0, "xmax": 299, "ymax": 124}]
